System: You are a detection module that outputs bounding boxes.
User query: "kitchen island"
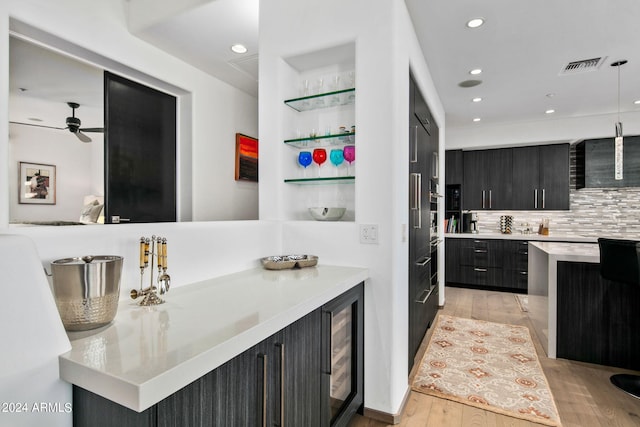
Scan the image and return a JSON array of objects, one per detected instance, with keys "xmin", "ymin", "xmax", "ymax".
[
  {"xmin": 528, "ymin": 241, "xmax": 640, "ymax": 370},
  {"xmin": 59, "ymin": 264, "xmax": 368, "ymax": 418}
]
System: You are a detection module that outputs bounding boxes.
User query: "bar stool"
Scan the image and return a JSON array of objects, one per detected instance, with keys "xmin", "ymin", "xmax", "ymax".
[{"xmin": 598, "ymin": 237, "xmax": 640, "ymax": 399}]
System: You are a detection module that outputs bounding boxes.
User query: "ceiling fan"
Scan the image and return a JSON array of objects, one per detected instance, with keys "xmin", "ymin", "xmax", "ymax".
[{"xmin": 10, "ymin": 101, "xmax": 104, "ymax": 143}]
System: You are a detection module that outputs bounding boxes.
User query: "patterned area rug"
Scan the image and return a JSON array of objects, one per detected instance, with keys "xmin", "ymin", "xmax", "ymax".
[{"xmin": 412, "ymin": 315, "xmax": 561, "ymax": 426}]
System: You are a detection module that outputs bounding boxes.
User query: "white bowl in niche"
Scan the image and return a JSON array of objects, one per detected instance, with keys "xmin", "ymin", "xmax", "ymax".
[{"xmin": 308, "ymin": 207, "xmax": 346, "ymax": 221}]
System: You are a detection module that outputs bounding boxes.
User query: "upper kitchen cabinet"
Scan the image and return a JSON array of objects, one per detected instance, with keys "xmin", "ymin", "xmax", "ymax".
[
  {"xmin": 576, "ymin": 136, "xmax": 640, "ymax": 188},
  {"xmin": 445, "ymin": 150, "xmax": 463, "ymax": 186},
  {"xmin": 463, "ymin": 148, "xmax": 512, "ymax": 210},
  {"xmin": 512, "ymin": 143, "xmax": 569, "ymax": 210},
  {"xmin": 280, "ymin": 43, "xmax": 356, "ymax": 221}
]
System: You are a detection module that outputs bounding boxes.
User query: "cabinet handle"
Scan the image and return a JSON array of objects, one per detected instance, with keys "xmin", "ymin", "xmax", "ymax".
[
  {"xmin": 519, "ymin": 271, "xmax": 528, "ymax": 275},
  {"xmin": 489, "ymin": 190, "xmax": 492, "ymax": 209},
  {"xmin": 258, "ymin": 353, "xmax": 268, "ymax": 427},
  {"xmin": 521, "ymin": 241, "xmax": 528, "ymax": 245},
  {"xmin": 474, "ymin": 249, "xmax": 487, "ymax": 253},
  {"xmin": 323, "ymin": 311, "xmax": 332, "ymax": 375},
  {"xmin": 415, "ymin": 288, "xmax": 432, "ymax": 304},
  {"xmin": 410, "ymin": 126, "xmax": 418, "ymax": 163},
  {"xmin": 534, "ymin": 189, "xmax": 538, "ymax": 209},
  {"xmin": 542, "ymin": 189, "xmax": 546, "ymax": 209},
  {"xmin": 474, "ymin": 267, "xmax": 487, "ymax": 272},
  {"xmin": 473, "ymin": 240, "xmax": 484, "ymax": 243},
  {"xmin": 415, "ymin": 256, "xmax": 431, "ymax": 266},
  {"xmin": 276, "ymin": 343, "xmax": 285, "ymax": 427},
  {"xmin": 411, "ymin": 173, "xmax": 422, "ymax": 229},
  {"xmin": 482, "ymin": 190, "xmax": 486, "ymax": 209}
]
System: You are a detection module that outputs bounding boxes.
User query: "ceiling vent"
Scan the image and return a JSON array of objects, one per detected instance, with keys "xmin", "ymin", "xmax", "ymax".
[
  {"xmin": 559, "ymin": 57, "xmax": 606, "ymax": 75},
  {"xmin": 228, "ymin": 54, "xmax": 259, "ymax": 82}
]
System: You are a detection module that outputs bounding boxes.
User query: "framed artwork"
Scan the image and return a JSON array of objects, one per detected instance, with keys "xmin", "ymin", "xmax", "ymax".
[
  {"xmin": 19, "ymin": 161, "xmax": 56, "ymax": 204},
  {"xmin": 235, "ymin": 133, "xmax": 259, "ymax": 182}
]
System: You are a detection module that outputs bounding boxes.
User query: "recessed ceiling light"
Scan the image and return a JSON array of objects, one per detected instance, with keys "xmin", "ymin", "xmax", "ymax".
[
  {"xmin": 469, "ymin": 69, "xmax": 482, "ymax": 75},
  {"xmin": 230, "ymin": 44, "xmax": 248, "ymax": 54},
  {"xmin": 546, "ymin": 93, "xmax": 556, "ymax": 98},
  {"xmin": 28, "ymin": 117, "xmax": 43, "ymax": 122},
  {"xmin": 472, "ymin": 97, "xmax": 482, "ymax": 103},
  {"xmin": 473, "ymin": 117, "xmax": 481, "ymax": 122},
  {"xmin": 466, "ymin": 18, "xmax": 485, "ymax": 28},
  {"xmin": 545, "ymin": 109, "xmax": 555, "ymax": 114},
  {"xmin": 634, "ymin": 100, "xmax": 640, "ymax": 105}
]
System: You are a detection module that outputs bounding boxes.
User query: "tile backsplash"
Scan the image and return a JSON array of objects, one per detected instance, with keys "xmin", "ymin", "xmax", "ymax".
[{"xmin": 473, "ymin": 187, "xmax": 640, "ymax": 237}]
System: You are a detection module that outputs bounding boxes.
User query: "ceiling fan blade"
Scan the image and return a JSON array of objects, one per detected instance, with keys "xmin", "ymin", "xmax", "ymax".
[
  {"xmin": 79, "ymin": 127, "xmax": 104, "ymax": 133},
  {"xmin": 75, "ymin": 131, "xmax": 92, "ymax": 143},
  {"xmin": 9, "ymin": 121, "xmax": 66, "ymax": 131}
]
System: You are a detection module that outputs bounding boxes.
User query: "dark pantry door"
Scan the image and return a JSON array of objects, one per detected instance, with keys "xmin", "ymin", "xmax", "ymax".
[{"xmin": 104, "ymin": 71, "xmax": 177, "ymax": 223}]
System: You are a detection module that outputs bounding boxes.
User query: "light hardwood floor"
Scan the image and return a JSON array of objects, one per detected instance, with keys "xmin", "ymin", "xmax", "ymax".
[{"xmin": 349, "ymin": 287, "xmax": 640, "ymax": 427}]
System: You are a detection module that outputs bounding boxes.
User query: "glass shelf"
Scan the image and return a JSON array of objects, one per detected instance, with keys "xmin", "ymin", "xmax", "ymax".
[
  {"xmin": 284, "ymin": 88, "xmax": 356, "ymax": 112},
  {"xmin": 284, "ymin": 176, "xmax": 355, "ymax": 185},
  {"xmin": 284, "ymin": 132, "xmax": 355, "ymax": 148}
]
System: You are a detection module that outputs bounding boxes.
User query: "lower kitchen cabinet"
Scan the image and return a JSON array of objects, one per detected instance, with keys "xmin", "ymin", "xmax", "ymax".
[
  {"xmin": 446, "ymin": 238, "xmax": 527, "ymax": 293},
  {"xmin": 73, "ymin": 284, "xmax": 363, "ymax": 427}
]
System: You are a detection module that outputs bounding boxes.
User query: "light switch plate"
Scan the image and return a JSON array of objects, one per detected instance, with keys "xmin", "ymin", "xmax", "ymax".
[{"xmin": 360, "ymin": 224, "xmax": 379, "ymax": 244}]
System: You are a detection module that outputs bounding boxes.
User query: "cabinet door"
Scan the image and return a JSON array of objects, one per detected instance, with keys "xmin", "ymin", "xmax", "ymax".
[
  {"xmin": 445, "ymin": 150, "xmax": 463, "ymax": 186},
  {"xmin": 445, "ymin": 238, "xmax": 464, "ymax": 283},
  {"xmin": 73, "ymin": 386, "xmax": 156, "ymax": 427},
  {"xmin": 583, "ymin": 136, "xmax": 640, "ymax": 188},
  {"xmin": 539, "ymin": 144, "xmax": 569, "ymax": 210},
  {"xmin": 485, "ymin": 148, "xmax": 513, "ymax": 210},
  {"xmin": 157, "ymin": 339, "xmax": 272, "ymax": 427},
  {"xmin": 462, "ymin": 150, "xmax": 487, "ymax": 210},
  {"xmin": 512, "ymin": 146, "xmax": 539, "ymax": 210},
  {"xmin": 279, "ymin": 309, "xmax": 322, "ymax": 427}
]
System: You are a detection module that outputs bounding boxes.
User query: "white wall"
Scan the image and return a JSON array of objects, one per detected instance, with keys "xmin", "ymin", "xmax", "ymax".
[
  {"xmin": 9, "ymin": 123, "xmax": 103, "ymax": 222},
  {"xmin": 446, "ymin": 110, "xmax": 640, "ymax": 149},
  {"xmin": 260, "ymin": 0, "xmax": 445, "ymax": 416}
]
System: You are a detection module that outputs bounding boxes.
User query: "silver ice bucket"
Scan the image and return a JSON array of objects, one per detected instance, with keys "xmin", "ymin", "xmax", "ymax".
[{"xmin": 50, "ymin": 255, "xmax": 123, "ymax": 331}]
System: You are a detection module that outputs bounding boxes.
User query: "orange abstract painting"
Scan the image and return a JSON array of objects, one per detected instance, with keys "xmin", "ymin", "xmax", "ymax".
[{"xmin": 235, "ymin": 133, "xmax": 258, "ymax": 182}]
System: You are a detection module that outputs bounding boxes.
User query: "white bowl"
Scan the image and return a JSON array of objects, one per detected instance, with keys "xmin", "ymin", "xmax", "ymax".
[{"xmin": 308, "ymin": 207, "xmax": 346, "ymax": 221}]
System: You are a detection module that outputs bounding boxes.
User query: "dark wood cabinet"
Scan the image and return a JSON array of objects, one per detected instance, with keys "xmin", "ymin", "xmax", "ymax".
[
  {"xmin": 408, "ymin": 76, "xmax": 439, "ymax": 371},
  {"xmin": 462, "ymin": 149, "xmax": 512, "ymax": 210},
  {"xmin": 512, "ymin": 144, "xmax": 569, "ymax": 210},
  {"xmin": 539, "ymin": 144, "xmax": 570, "ymax": 209},
  {"xmin": 575, "ymin": 136, "xmax": 640, "ymax": 188},
  {"xmin": 446, "ymin": 238, "xmax": 528, "ymax": 292},
  {"xmin": 73, "ymin": 285, "xmax": 363, "ymax": 427},
  {"xmin": 445, "ymin": 149, "xmax": 463, "ymax": 185},
  {"xmin": 502, "ymin": 240, "xmax": 529, "ymax": 290},
  {"xmin": 557, "ymin": 262, "xmax": 640, "ymax": 370}
]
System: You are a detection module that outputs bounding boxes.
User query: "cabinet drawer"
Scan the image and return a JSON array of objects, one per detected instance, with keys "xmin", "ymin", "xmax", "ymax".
[
  {"xmin": 459, "ymin": 266, "xmax": 503, "ymax": 287},
  {"xmin": 503, "ymin": 269, "xmax": 528, "ymax": 290},
  {"xmin": 460, "ymin": 240, "xmax": 503, "ymax": 267}
]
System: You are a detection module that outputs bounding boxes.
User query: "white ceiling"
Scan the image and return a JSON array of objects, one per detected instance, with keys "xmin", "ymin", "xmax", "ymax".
[{"xmin": 9, "ymin": 0, "xmax": 640, "ymax": 138}]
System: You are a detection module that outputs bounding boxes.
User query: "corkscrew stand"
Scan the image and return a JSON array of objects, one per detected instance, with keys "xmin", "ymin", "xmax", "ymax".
[{"xmin": 131, "ymin": 235, "xmax": 171, "ymax": 306}]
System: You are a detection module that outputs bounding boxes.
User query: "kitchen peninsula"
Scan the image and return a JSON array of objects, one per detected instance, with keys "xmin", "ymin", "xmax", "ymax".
[
  {"xmin": 60, "ymin": 265, "xmax": 367, "ymax": 425},
  {"xmin": 528, "ymin": 241, "xmax": 640, "ymax": 370}
]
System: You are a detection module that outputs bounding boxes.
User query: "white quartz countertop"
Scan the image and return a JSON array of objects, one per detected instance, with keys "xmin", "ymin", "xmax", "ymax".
[
  {"xmin": 59, "ymin": 265, "xmax": 368, "ymax": 412},
  {"xmin": 529, "ymin": 241, "xmax": 600, "ymax": 263},
  {"xmin": 445, "ymin": 232, "xmax": 597, "ymax": 243}
]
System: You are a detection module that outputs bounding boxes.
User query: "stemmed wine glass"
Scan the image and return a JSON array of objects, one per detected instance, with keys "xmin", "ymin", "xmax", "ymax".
[
  {"xmin": 298, "ymin": 151, "xmax": 312, "ymax": 177},
  {"xmin": 330, "ymin": 149, "xmax": 344, "ymax": 176},
  {"xmin": 312, "ymin": 148, "xmax": 327, "ymax": 177},
  {"xmin": 343, "ymin": 145, "xmax": 355, "ymax": 176}
]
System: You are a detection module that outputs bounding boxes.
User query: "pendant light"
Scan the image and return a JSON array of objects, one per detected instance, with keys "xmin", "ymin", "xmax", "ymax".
[{"xmin": 611, "ymin": 59, "xmax": 627, "ymax": 180}]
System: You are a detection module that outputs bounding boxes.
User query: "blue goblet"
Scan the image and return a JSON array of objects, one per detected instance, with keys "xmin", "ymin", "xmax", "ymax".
[{"xmin": 298, "ymin": 151, "xmax": 312, "ymax": 177}]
